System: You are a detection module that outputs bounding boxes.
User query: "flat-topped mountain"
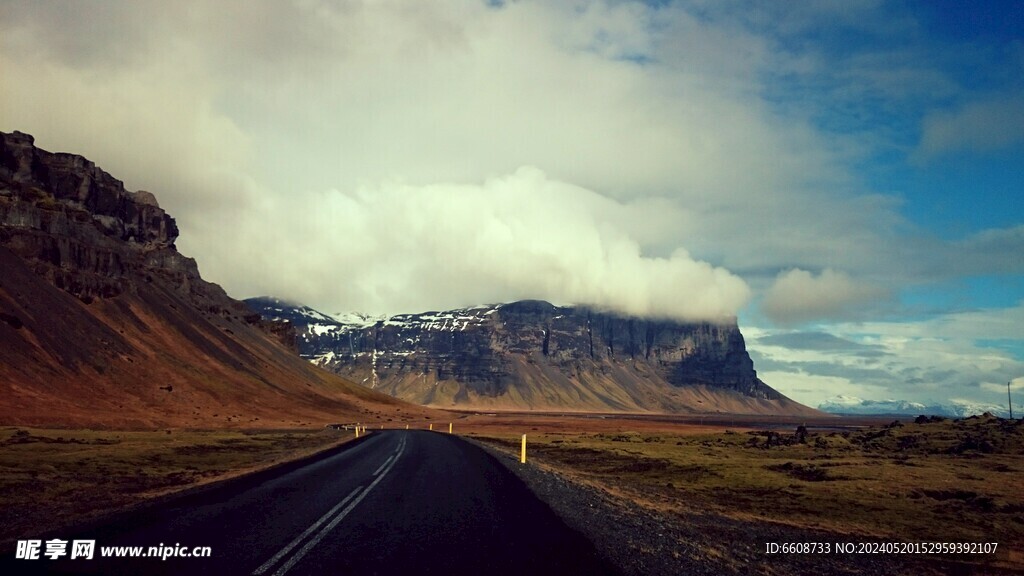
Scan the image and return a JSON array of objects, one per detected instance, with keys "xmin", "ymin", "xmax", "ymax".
[
  {"xmin": 246, "ymin": 298, "xmax": 819, "ymax": 416},
  {"xmin": 0, "ymin": 131, "xmax": 425, "ymax": 428}
]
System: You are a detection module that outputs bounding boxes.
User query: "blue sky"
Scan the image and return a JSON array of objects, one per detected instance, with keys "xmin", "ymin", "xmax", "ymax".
[{"xmin": 1, "ymin": 0, "xmax": 1021, "ymax": 411}]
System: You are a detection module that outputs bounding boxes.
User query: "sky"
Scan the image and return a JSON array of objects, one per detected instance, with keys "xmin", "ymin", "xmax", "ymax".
[{"xmin": 1, "ymin": 0, "xmax": 1022, "ymax": 411}]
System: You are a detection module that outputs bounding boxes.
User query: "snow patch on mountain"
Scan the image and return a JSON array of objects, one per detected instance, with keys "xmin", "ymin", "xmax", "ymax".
[
  {"xmin": 309, "ymin": 324, "xmax": 339, "ymax": 336},
  {"xmin": 312, "ymin": 350, "xmax": 336, "ymax": 366},
  {"xmin": 375, "ymin": 306, "xmax": 497, "ymax": 332},
  {"xmin": 330, "ymin": 312, "xmax": 386, "ymax": 328}
]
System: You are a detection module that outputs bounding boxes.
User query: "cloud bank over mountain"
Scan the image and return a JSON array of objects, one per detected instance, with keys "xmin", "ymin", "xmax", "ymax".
[{"xmin": 215, "ymin": 167, "xmax": 751, "ymax": 320}]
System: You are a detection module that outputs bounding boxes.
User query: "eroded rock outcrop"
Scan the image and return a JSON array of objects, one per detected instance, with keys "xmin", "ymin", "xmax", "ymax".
[
  {"xmin": 0, "ymin": 131, "xmax": 237, "ymax": 312},
  {"xmin": 247, "ymin": 298, "xmax": 809, "ymax": 414}
]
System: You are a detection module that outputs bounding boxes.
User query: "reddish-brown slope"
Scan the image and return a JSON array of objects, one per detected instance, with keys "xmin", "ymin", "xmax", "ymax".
[
  {"xmin": 0, "ymin": 246, "xmax": 430, "ymax": 428},
  {"xmin": 0, "ymin": 131, "xmax": 433, "ymax": 428}
]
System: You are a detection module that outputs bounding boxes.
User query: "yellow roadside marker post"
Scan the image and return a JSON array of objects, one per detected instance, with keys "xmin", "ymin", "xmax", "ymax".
[
  {"xmin": 405, "ymin": 424, "xmax": 409, "ymax": 430},
  {"xmin": 429, "ymin": 423, "xmax": 433, "ymax": 431},
  {"xmin": 449, "ymin": 422, "xmax": 453, "ymax": 434},
  {"xmin": 355, "ymin": 427, "xmax": 360, "ymax": 439},
  {"xmin": 521, "ymin": 434, "xmax": 527, "ymax": 464}
]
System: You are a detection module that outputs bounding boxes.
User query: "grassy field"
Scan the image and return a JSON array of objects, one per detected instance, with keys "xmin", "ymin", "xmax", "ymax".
[
  {"xmin": 4, "ymin": 416, "xmax": 1022, "ymax": 571},
  {"xmin": 472, "ymin": 414, "xmax": 1024, "ymax": 571},
  {"xmin": 0, "ymin": 426, "xmax": 356, "ymax": 547}
]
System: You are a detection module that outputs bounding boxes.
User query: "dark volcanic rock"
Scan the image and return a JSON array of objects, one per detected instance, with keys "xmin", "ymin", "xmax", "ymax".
[
  {"xmin": 2, "ymin": 131, "xmax": 238, "ymax": 316},
  {"xmin": 247, "ymin": 298, "xmax": 794, "ymax": 413}
]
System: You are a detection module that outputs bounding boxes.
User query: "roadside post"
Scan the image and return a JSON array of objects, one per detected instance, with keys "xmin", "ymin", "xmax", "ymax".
[{"xmin": 521, "ymin": 434, "xmax": 527, "ymax": 464}]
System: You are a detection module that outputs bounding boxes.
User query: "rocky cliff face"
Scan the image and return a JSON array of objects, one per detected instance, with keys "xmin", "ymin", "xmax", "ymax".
[
  {"xmin": 1, "ymin": 131, "xmax": 230, "ymax": 311},
  {"xmin": 247, "ymin": 298, "xmax": 812, "ymax": 415},
  {"xmin": 0, "ymin": 131, "xmax": 420, "ymax": 428}
]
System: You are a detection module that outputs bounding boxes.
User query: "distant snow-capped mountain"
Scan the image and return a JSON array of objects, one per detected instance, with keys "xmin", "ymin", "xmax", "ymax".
[
  {"xmin": 243, "ymin": 297, "xmax": 384, "ymax": 343},
  {"xmin": 244, "ymin": 297, "xmax": 821, "ymax": 416},
  {"xmin": 819, "ymin": 395, "xmax": 1010, "ymax": 418},
  {"xmin": 331, "ymin": 311, "xmax": 387, "ymax": 328}
]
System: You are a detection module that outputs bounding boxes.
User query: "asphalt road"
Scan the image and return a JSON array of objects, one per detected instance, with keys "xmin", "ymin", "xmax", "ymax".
[{"xmin": 8, "ymin": 431, "xmax": 619, "ymax": 575}]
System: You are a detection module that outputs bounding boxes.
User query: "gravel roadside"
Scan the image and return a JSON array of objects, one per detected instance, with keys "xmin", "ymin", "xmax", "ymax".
[{"xmin": 469, "ymin": 438, "xmax": 1005, "ymax": 576}]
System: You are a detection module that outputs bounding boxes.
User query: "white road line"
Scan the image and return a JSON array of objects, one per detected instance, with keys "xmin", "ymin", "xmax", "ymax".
[
  {"xmin": 252, "ymin": 487, "xmax": 362, "ymax": 575},
  {"xmin": 267, "ymin": 434, "xmax": 408, "ymax": 576},
  {"xmin": 372, "ymin": 454, "xmax": 395, "ymax": 476}
]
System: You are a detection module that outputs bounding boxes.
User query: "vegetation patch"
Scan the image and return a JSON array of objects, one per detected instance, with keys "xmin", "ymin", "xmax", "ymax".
[
  {"xmin": 472, "ymin": 415, "xmax": 1024, "ymax": 572},
  {"xmin": 0, "ymin": 427, "xmax": 354, "ymax": 547},
  {"xmin": 765, "ymin": 461, "xmax": 844, "ymax": 482}
]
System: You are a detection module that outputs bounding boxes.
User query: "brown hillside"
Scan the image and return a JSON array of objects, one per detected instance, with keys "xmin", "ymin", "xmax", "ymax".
[{"xmin": 0, "ymin": 131, "xmax": 433, "ymax": 428}]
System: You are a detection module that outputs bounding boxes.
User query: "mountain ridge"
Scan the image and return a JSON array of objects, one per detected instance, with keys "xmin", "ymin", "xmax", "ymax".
[{"xmin": 246, "ymin": 297, "xmax": 821, "ymax": 416}]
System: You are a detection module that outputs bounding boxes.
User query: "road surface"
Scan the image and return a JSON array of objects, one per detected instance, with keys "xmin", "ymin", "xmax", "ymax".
[{"xmin": 8, "ymin": 431, "xmax": 619, "ymax": 575}]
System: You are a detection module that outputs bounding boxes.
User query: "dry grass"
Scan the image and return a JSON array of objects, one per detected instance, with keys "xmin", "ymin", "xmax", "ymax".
[
  {"xmin": 471, "ymin": 415, "xmax": 1024, "ymax": 571},
  {"xmin": 0, "ymin": 426, "xmax": 358, "ymax": 547}
]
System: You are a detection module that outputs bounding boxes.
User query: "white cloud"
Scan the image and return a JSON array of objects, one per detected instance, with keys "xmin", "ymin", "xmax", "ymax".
[
  {"xmin": 917, "ymin": 95, "xmax": 1024, "ymax": 159},
  {"xmin": 981, "ymin": 377, "xmax": 1024, "ymax": 394},
  {"xmin": 0, "ymin": 48, "xmax": 255, "ymax": 220},
  {"xmin": 749, "ymin": 302, "xmax": 1024, "ymax": 409},
  {"xmin": 199, "ymin": 167, "xmax": 750, "ymax": 320},
  {"xmin": 761, "ymin": 268, "xmax": 886, "ymax": 324},
  {"xmin": 851, "ymin": 301, "xmax": 1024, "ymax": 341},
  {"xmin": 756, "ymin": 371, "xmax": 892, "ymax": 408},
  {"xmin": 948, "ymin": 225, "xmax": 1024, "ymax": 276}
]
